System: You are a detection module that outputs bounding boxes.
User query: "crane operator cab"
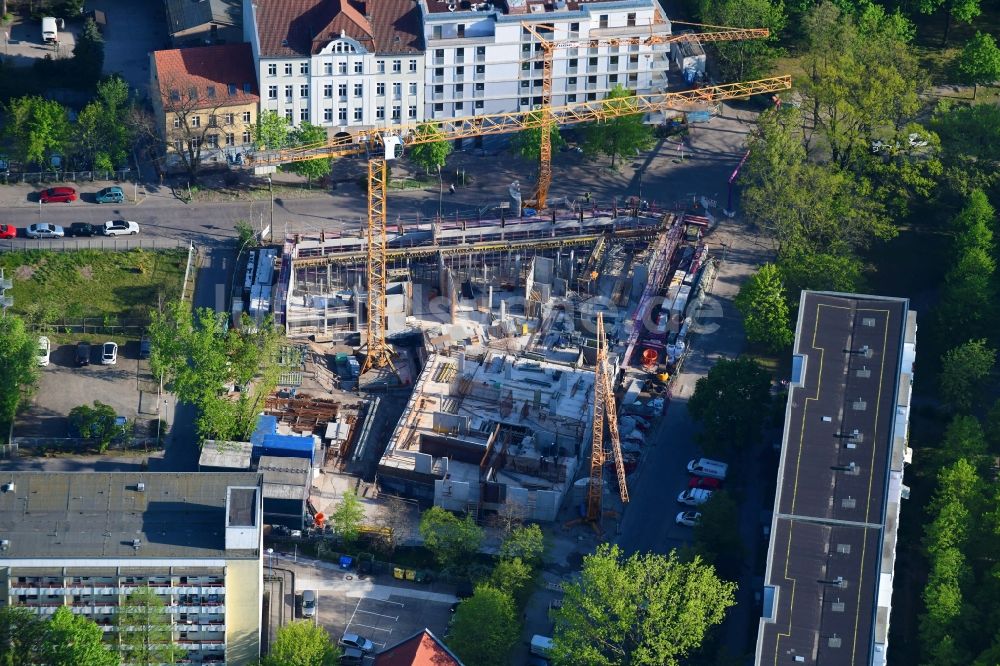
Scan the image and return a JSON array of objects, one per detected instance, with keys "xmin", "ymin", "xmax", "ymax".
[{"xmin": 382, "ymin": 135, "xmax": 403, "ymax": 161}]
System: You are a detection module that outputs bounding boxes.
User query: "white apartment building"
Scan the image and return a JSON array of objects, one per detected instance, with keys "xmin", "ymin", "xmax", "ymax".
[
  {"xmin": 419, "ymin": 0, "xmax": 671, "ymax": 139},
  {"xmin": 244, "ymin": 0, "xmax": 425, "ymax": 134}
]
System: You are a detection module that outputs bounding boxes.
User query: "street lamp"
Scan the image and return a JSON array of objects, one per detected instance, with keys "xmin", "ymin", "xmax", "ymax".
[
  {"xmin": 266, "ymin": 177, "xmax": 273, "ymax": 242},
  {"xmin": 267, "ymin": 547, "xmax": 274, "ymax": 577}
]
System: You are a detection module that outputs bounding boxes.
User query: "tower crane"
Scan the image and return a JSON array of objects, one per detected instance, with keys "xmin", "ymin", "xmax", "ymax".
[
  {"xmin": 247, "ymin": 75, "xmax": 791, "ymax": 373},
  {"xmin": 520, "ymin": 20, "xmax": 772, "ymax": 209}
]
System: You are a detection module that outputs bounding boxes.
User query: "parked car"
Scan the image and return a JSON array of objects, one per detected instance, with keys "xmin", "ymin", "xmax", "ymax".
[
  {"xmin": 39, "ymin": 186, "xmax": 77, "ymax": 203},
  {"xmin": 101, "ymin": 220, "xmax": 139, "ymax": 236},
  {"xmin": 301, "ymin": 590, "xmax": 317, "ymax": 618},
  {"xmin": 688, "ymin": 476, "xmax": 722, "ymax": 490},
  {"xmin": 139, "ymin": 336, "xmax": 151, "ymax": 359},
  {"xmin": 0, "ymin": 224, "xmax": 15, "ymax": 239},
  {"xmin": 76, "ymin": 342, "xmax": 91, "ymax": 366},
  {"xmin": 675, "ymin": 510, "xmax": 702, "ymax": 527},
  {"xmin": 95, "ymin": 186, "xmax": 125, "ymax": 203},
  {"xmin": 677, "ymin": 487, "xmax": 713, "ymax": 506},
  {"xmin": 25, "ymin": 223, "xmax": 64, "ymax": 239},
  {"xmin": 101, "ymin": 341, "xmax": 118, "ymax": 365},
  {"xmin": 66, "ymin": 222, "xmax": 99, "ymax": 237},
  {"xmin": 37, "ymin": 336, "xmax": 51, "ymax": 366},
  {"xmin": 686, "ymin": 458, "xmax": 728, "ymax": 480},
  {"xmin": 338, "ymin": 633, "xmax": 374, "ymax": 653}
]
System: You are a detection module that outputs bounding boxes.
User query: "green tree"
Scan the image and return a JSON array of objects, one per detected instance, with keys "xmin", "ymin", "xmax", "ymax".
[
  {"xmin": 331, "ymin": 489, "xmax": 365, "ymax": 544},
  {"xmin": 42, "ymin": 607, "xmax": 119, "ymax": 666},
  {"xmin": 919, "ymin": 0, "xmax": 982, "ymax": 45},
  {"xmin": 447, "ymin": 585, "xmax": 520, "ymax": 666},
  {"xmin": 939, "ymin": 246, "xmax": 996, "ymax": 339},
  {"xmin": 936, "ymin": 415, "xmax": 989, "ymax": 468},
  {"xmin": 734, "ymin": 263, "xmax": 793, "ymax": 352},
  {"xmin": 74, "ymin": 76, "xmax": 131, "ymax": 171},
  {"xmin": 408, "ymin": 123, "xmax": 453, "ymax": 173},
  {"xmin": 957, "ymin": 32, "xmax": 1000, "ymax": 99},
  {"xmin": 490, "ymin": 556, "xmax": 534, "ymax": 598},
  {"xmin": 262, "ymin": 620, "xmax": 339, "ymax": 666},
  {"xmin": 950, "ymin": 189, "xmax": 995, "ymax": 256},
  {"xmin": 777, "ymin": 250, "xmax": 863, "ymax": 304},
  {"xmin": 551, "ymin": 544, "xmax": 736, "ymax": 666},
  {"xmin": 3, "ymin": 96, "xmax": 71, "ymax": 166},
  {"xmin": 286, "ymin": 121, "xmax": 332, "ymax": 186},
  {"xmin": 0, "ymin": 606, "xmax": 46, "ymax": 665},
  {"xmin": 698, "ymin": 0, "xmax": 786, "ymax": 81},
  {"xmin": 583, "ymin": 86, "xmax": 654, "ymax": 168},
  {"xmin": 930, "ymin": 102, "xmax": 1000, "ymax": 194},
  {"xmin": 499, "ymin": 523, "xmax": 545, "ymax": 566},
  {"xmin": 253, "ymin": 110, "xmax": 291, "ymax": 150},
  {"xmin": 114, "ymin": 588, "xmax": 183, "ymax": 666},
  {"xmin": 940, "ymin": 339, "xmax": 996, "ymax": 412},
  {"xmin": 0, "ymin": 315, "xmax": 38, "ymax": 426},
  {"xmin": 72, "ymin": 18, "xmax": 104, "ymax": 88},
  {"xmin": 68, "ymin": 401, "xmax": 131, "ymax": 452},
  {"xmin": 687, "ymin": 357, "xmax": 772, "ymax": 458},
  {"xmin": 418, "ymin": 506, "xmax": 484, "ymax": 570},
  {"xmin": 510, "ymin": 114, "xmax": 566, "ymax": 162},
  {"xmin": 691, "ymin": 491, "xmax": 744, "ymax": 581}
]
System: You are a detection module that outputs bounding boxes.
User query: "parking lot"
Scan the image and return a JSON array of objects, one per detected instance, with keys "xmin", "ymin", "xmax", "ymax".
[
  {"xmin": 3, "ymin": 15, "xmax": 77, "ymax": 68},
  {"xmin": 14, "ymin": 338, "xmax": 166, "ymax": 439},
  {"xmin": 280, "ymin": 554, "xmax": 457, "ymax": 660}
]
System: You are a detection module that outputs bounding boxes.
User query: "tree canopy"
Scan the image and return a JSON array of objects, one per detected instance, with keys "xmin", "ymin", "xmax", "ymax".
[
  {"xmin": 734, "ymin": 263, "xmax": 793, "ymax": 352},
  {"xmin": 253, "ymin": 110, "xmax": 290, "ymax": 150},
  {"xmin": 115, "ymin": 588, "xmax": 183, "ymax": 665},
  {"xmin": 687, "ymin": 356, "xmax": 772, "ymax": 458},
  {"xmin": 0, "ymin": 606, "xmax": 118, "ymax": 666},
  {"xmin": 447, "ymin": 585, "xmax": 520, "ymax": 666},
  {"xmin": 3, "ymin": 96, "xmax": 71, "ymax": 166},
  {"xmin": 510, "ymin": 114, "xmax": 566, "ymax": 162},
  {"xmin": 939, "ymin": 339, "xmax": 996, "ymax": 412},
  {"xmin": 583, "ymin": 86, "xmax": 653, "ymax": 168},
  {"xmin": 418, "ymin": 506, "xmax": 484, "ymax": 570},
  {"xmin": 331, "ymin": 489, "xmax": 365, "ymax": 543},
  {"xmin": 263, "ymin": 620, "xmax": 339, "ymax": 666},
  {"xmin": 408, "ymin": 124, "xmax": 453, "ymax": 173},
  {"xmin": 957, "ymin": 32, "xmax": 1000, "ymax": 98},
  {"xmin": 551, "ymin": 544, "xmax": 736, "ymax": 666},
  {"xmin": 697, "ymin": 0, "xmax": 786, "ymax": 81},
  {"xmin": 284, "ymin": 121, "xmax": 333, "ymax": 185},
  {"xmin": 0, "ymin": 315, "xmax": 38, "ymax": 426}
]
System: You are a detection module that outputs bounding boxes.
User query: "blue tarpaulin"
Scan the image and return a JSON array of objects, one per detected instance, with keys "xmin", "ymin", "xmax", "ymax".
[{"xmin": 251, "ymin": 414, "xmax": 315, "ymax": 465}]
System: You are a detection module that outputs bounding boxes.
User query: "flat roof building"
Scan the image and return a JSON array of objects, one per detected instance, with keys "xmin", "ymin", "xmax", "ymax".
[
  {"xmin": 0, "ymin": 472, "xmax": 264, "ymax": 666},
  {"xmin": 756, "ymin": 292, "xmax": 916, "ymax": 666}
]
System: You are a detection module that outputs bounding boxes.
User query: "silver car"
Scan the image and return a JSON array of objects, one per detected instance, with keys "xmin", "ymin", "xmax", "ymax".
[
  {"xmin": 339, "ymin": 633, "xmax": 374, "ymax": 653},
  {"xmin": 26, "ymin": 223, "xmax": 64, "ymax": 239}
]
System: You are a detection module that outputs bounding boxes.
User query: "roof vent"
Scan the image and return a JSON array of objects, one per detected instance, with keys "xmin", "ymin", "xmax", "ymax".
[
  {"xmin": 448, "ymin": 2, "xmax": 457, "ymax": 10},
  {"xmin": 1, "ymin": 483, "xmax": 14, "ymax": 493},
  {"xmin": 136, "ymin": 482, "xmax": 145, "ymax": 492},
  {"xmin": 132, "ymin": 539, "xmax": 141, "ymax": 549},
  {"xmin": 0, "ymin": 540, "xmax": 9, "ymax": 551}
]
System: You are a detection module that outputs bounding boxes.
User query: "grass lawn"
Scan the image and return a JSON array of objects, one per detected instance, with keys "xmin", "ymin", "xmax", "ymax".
[{"xmin": 0, "ymin": 249, "xmax": 188, "ymax": 324}]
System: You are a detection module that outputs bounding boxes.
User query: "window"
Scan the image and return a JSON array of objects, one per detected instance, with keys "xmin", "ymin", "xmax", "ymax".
[
  {"xmin": 207, "ymin": 134, "xmax": 218, "ymax": 148},
  {"xmin": 599, "ymin": 14, "xmax": 608, "ymax": 28},
  {"xmin": 409, "ymin": 59, "xmax": 418, "ymax": 72},
  {"xmin": 223, "ymin": 132, "xmax": 234, "ymax": 146},
  {"xmin": 376, "ymin": 106, "xmax": 385, "ymax": 120},
  {"xmin": 456, "ymin": 47, "xmax": 465, "ymax": 62},
  {"xmin": 324, "ymin": 108, "xmax": 333, "ymax": 122},
  {"xmin": 568, "ymin": 58, "xmax": 578, "ymax": 69},
  {"xmin": 520, "ymin": 97, "xmax": 529, "ymax": 107},
  {"xmin": 435, "ymin": 67, "xmax": 444, "ymax": 78},
  {"xmin": 434, "ymin": 84, "xmax": 444, "ymax": 95},
  {"xmin": 589, "ymin": 56, "xmax": 598, "ymax": 67},
  {"xmin": 435, "ymin": 48, "xmax": 444, "ymax": 60},
  {"xmin": 409, "ymin": 82, "xmax": 417, "ymax": 95},
  {"xmin": 300, "ymin": 108, "xmax": 308, "ymax": 121},
  {"xmin": 242, "ymin": 112, "xmax": 251, "ymax": 123},
  {"xmin": 475, "ymin": 100, "xmax": 484, "ymax": 109},
  {"xmin": 587, "ymin": 92, "xmax": 597, "ymax": 101},
  {"xmin": 284, "ymin": 63, "xmax": 293, "ymax": 75},
  {"xmin": 392, "ymin": 59, "xmax": 401, "ymax": 73},
  {"xmin": 433, "ymin": 25, "xmax": 443, "ymax": 39},
  {"xmin": 190, "ymin": 137, "xmax": 202, "ymax": 148},
  {"xmin": 376, "ymin": 59, "xmax": 385, "ymax": 73},
  {"xmin": 456, "ymin": 66, "xmax": 465, "ymax": 78},
  {"xmin": 174, "ymin": 139, "xmax": 184, "ymax": 152},
  {"xmin": 300, "ymin": 84, "xmax": 309, "ymax": 98},
  {"xmin": 324, "ymin": 84, "xmax": 333, "ymax": 98},
  {"xmin": 392, "ymin": 82, "xmax": 401, "ymax": 98},
  {"xmin": 339, "ymin": 108, "xmax": 347, "ymax": 122},
  {"xmin": 354, "ymin": 83, "xmax": 363, "ymax": 97},
  {"xmin": 434, "ymin": 102, "xmax": 444, "ymax": 112},
  {"xmin": 377, "ymin": 82, "xmax": 385, "ymax": 96},
  {"xmin": 267, "ymin": 63, "xmax": 277, "ymax": 76},
  {"xmin": 324, "ymin": 62, "xmax": 333, "ymax": 75},
  {"xmin": 285, "ymin": 110, "xmax": 293, "ymax": 121},
  {"xmin": 609, "ymin": 74, "xmax": 618, "ymax": 84},
  {"xmin": 268, "ymin": 85, "xmax": 278, "ymax": 99},
  {"xmin": 243, "ymin": 129, "xmax": 252, "ymax": 143},
  {"xmin": 353, "ymin": 108, "xmax": 363, "ymax": 121},
  {"xmin": 570, "ymin": 22, "xmax": 579, "ymax": 34},
  {"xmin": 455, "ymin": 83, "xmax": 464, "ymax": 95},
  {"xmin": 455, "ymin": 101, "xmax": 464, "ymax": 111},
  {"xmin": 338, "ymin": 62, "xmax": 347, "ymax": 75},
  {"xmin": 567, "ymin": 93, "xmax": 577, "ymax": 103},
  {"xmin": 568, "ymin": 76, "xmax": 577, "ymax": 85},
  {"xmin": 191, "ymin": 115, "xmax": 201, "ymax": 128},
  {"xmin": 285, "ymin": 85, "xmax": 293, "ymax": 100},
  {"xmin": 208, "ymin": 114, "xmax": 218, "ymax": 127},
  {"xmin": 172, "ymin": 117, "xmax": 180, "ymax": 128},
  {"xmin": 588, "ymin": 75, "xmax": 597, "ymax": 85},
  {"xmin": 627, "ymin": 12, "xmax": 636, "ymax": 27},
  {"xmin": 408, "ymin": 105, "xmax": 417, "ymax": 118},
  {"xmin": 354, "ymin": 61, "xmax": 363, "ymax": 74},
  {"xmin": 476, "ymin": 46, "xmax": 486, "ymax": 60},
  {"xmin": 475, "ymin": 82, "xmax": 484, "ymax": 91},
  {"xmin": 392, "ymin": 105, "xmax": 401, "ymax": 120},
  {"xmin": 475, "ymin": 64, "xmax": 485, "ymax": 74},
  {"xmin": 457, "ymin": 24, "xmax": 465, "ymax": 38},
  {"xmin": 629, "ymin": 54, "xmax": 639, "ymax": 65},
  {"xmin": 338, "ymin": 83, "xmax": 347, "ymax": 98},
  {"xmin": 628, "ymin": 73, "xmax": 638, "ymax": 84},
  {"xmin": 300, "ymin": 62, "xmax": 309, "ymax": 75},
  {"xmin": 610, "ymin": 55, "xmax": 619, "ymax": 68}
]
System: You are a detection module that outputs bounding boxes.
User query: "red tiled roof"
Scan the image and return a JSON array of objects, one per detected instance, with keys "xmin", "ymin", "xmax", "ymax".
[
  {"xmin": 374, "ymin": 629, "xmax": 464, "ymax": 666},
  {"xmin": 255, "ymin": 0, "xmax": 422, "ymax": 57},
  {"xmin": 152, "ymin": 43, "xmax": 259, "ymax": 111}
]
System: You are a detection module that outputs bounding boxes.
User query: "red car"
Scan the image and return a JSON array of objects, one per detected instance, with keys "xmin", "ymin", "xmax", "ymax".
[
  {"xmin": 688, "ymin": 476, "xmax": 722, "ymax": 490},
  {"xmin": 0, "ymin": 224, "xmax": 14, "ymax": 239},
  {"xmin": 38, "ymin": 186, "xmax": 77, "ymax": 203}
]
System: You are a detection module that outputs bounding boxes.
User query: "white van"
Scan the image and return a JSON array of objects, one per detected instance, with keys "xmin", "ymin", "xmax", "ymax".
[
  {"xmin": 530, "ymin": 635, "xmax": 554, "ymax": 657},
  {"xmin": 41, "ymin": 17, "xmax": 58, "ymax": 43},
  {"xmin": 687, "ymin": 457, "xmax": 728, "ymax": 480}
]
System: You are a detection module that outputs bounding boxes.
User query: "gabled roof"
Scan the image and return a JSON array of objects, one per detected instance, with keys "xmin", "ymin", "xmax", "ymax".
[
  {"xmin": 374, "ymin": 629, "xmax": 464, "ymax": 666},
  {"xmin": 255, "ymin": 0, "xmax": 422, "ymax": 57},
  {"xmin": 152, "ymin": 43, "xmax": 259, "ymax": 111},
  {"xmin": 165, "ymin": 0, "xmax": 241, "ymax": 36}
]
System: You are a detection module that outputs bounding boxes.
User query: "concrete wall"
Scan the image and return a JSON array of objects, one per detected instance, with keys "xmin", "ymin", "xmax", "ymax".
[{"xmin": 225, "ymin": 557, "xmax": 263, "ymax": 666}]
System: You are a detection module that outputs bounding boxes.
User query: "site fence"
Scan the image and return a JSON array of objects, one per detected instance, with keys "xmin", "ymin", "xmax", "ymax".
[
  {"xmin": 6, "ymin": 437, "xmax": 163, "ymax": 455},
  {"xmin": 0, "ymin": 237, "xmax": 189, "ymax": 252},
  {"xmin": 26, "ymin": 317, "xmax": 149, "ymax": 336},
  {"xmin": 0, "ymin": 169, "xmax": 134, "ymax": 185}
]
